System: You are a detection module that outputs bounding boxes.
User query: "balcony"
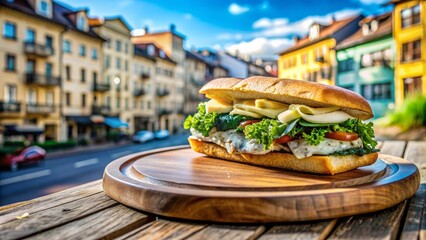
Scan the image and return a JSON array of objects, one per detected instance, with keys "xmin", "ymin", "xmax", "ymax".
[
  {"xmin": 140, "ymin": 71, "xmax": 150, "ymax": 80},
  {"xmin": 26, "ymin": 103, "xmax": 55, "ymax": 114},
  {"xmin": 24, "ymin": 42, "xmax": 54, "ymax": 57},
  {"xmin": 133, "ymin": 88, "xmax": 146, "ymax": 97},
  {"xmin": 315, "ymin": 56, "xmax": 326, "ymax": 63},
  {"xmin": 156, "ymin": 89, "xmax": 170, "ymax": 97},
  {"xmin": 92, "ymin": 105, "xmax": 111, "ymax": 115},
  {"xmin": 26, "ymin": 73, "xmax": 61, "ymax": 86},
  {"xmin": 158, "ymin": 108, "xmax": 171, "ymax": 116},
  {"xmin": 93, "ymin": 82, "xmax": 110, "ymax": 92},
  {"xmin": 0, "ymin": 101, "xmax": 21, "ymax": 113}
]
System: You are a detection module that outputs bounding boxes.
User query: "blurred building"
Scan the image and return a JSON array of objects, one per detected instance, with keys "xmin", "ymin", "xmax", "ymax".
[
  {"xmin": 197, "ymin": 49, "xmax": 228, "ymax": 80},
  {"xmin": 217, "ymin": 51, "xmax": 270, "ymax": 78},
  {"xmin": 335, "ymin": 13, "xmax": 394, "ymax": 118},
  {"xmin": 0, "ymin": 0, "xmax": 72, "ymax": 142},
  {"xmin": 278, "ymin": 15, "xmax": 363, "ymax": 84},
  {"xmin": 132, "ymin": 25, "xmax": 185, "ymax": 133},
  {"xmin": 184, "ymin": 50, "xmax": 208, "ymax": 115},
  {"xmin": 389, "ymin": 0, "xmax": 425, "ymax": 105}
]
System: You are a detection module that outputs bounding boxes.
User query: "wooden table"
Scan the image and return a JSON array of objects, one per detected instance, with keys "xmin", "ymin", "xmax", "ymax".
[{"xmin": 1, "ymin": 140, "xmax": 425, "ymax": 240}]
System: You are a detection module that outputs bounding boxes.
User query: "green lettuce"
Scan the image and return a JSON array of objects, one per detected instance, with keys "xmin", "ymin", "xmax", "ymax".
[
  {"xmin": 244, "ymin": 119, "xmax": 287, "ymax": 150},
  {"xmin": 183, "ymin": 103, "xmax": 218, "ymax": 136}
]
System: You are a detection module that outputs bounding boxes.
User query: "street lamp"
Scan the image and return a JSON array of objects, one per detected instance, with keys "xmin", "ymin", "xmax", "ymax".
[{"xmin": 114, "ymin": 77, "xmax": 121, "ymax": 91}]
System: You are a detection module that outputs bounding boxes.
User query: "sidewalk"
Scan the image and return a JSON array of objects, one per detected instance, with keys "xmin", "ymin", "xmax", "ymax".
[{"xmin": 46, "ymin": 140, "xmax": 132, "ymax": 159}]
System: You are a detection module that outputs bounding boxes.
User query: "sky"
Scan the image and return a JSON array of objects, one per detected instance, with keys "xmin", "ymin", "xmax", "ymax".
[{"xmin": 58, "ymin": 0, "xmax": 392, "ymax": 59}]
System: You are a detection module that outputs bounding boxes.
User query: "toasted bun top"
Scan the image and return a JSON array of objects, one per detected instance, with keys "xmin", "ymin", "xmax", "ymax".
[{"xmin": 199, "ymin": 76, "xmax": 373, "ymax": 120}]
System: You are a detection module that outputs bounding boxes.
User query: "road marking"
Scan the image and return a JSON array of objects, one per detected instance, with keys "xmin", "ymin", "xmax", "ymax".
[
  {"xmin": 0, "ymin": 169, "xmax": 52, "ymax": 186},
  {"xmin": 112, "ymin": 151, "xmax": 131, "ymax": 159},
  {"xmin": 73, "ymin": 158, "xmax": 99, "ymax": 168}
]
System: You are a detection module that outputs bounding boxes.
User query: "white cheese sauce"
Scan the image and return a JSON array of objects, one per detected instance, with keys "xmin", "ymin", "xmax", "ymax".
[{"xmin": 287, "ymin": 138, "xmax": 363, "ymax": 159}]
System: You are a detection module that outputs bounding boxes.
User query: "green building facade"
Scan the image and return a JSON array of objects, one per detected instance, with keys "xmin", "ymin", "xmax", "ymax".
[{"xmin": 335, "ymin": 13, "xmax": 394, "ymax": 118}]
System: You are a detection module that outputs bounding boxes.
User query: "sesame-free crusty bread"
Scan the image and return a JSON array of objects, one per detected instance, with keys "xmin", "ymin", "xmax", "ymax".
[
  {"xmin": 200, "ymin": 76, "xmax": 373, "ymax": 120},
  {"xmin": 188, "ymin": 138, "xmax": 379, "ymax": 175}
]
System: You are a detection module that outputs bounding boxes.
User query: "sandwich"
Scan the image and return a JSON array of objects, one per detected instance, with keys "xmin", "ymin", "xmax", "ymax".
[{"xmin": 183, "ymin": 76, "xmax": 379, "ymax": 175}]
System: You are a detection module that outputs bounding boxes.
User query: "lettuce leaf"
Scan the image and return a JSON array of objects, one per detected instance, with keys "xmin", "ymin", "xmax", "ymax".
[
  {"xmin": 183, "ymin": 103, "xmax": 218, "ymax": 136},
  {"xmin": 244, "ymin": 119, "xmax": 287, "ymax": 150}
]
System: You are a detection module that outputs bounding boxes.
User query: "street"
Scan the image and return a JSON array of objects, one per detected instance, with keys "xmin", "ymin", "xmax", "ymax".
[{"xmin": 0, "ymin": 134, "xmax": 190, "ymax": 206}]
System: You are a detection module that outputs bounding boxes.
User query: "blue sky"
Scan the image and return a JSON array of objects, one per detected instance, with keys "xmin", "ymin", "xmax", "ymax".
[{"xmin": 59, "ymin": 0, "xmax": 392, "ymax": 58}]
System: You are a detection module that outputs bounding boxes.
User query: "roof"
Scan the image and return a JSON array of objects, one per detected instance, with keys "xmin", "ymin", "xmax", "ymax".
[
  {"xmin": 336, "ymin": 12, "xmax": 392, "ymax": 50},
  {"xmin": 0, "ymin": 0, "xmax": 64, "ymax": 26},
  {"xmin": 89, "ymin": 16, "xmax": 133, "ymax": 32},
  {"xmin": 142, "ymin": 30, "xmax": 186, "ymax": 40},
  {"xmin": 133, "ymin": 45, "xmax": 156, "ymax": 62},
  {"xmin": 279, "ymin": 15, "xmax": 361, "ymax": 55},
  {"xmin": 134, "ymin": 43, "xmax": 176, "ymax": 64},
  {"xmin": 185, "ymin": 50, "xmax": 207, "ymax": 64}
]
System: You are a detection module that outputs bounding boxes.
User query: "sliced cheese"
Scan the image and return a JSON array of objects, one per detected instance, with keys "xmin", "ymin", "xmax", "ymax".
[
  {"xmin": 278, "ymin": 109, "xmax": 301, "ymax": 123},
  {"xmin": 278, "ymin": 104, "xmax": 353, "ymax": 124},
  {"xmin": 205, "ymin": 99, "xmax": 233, "ymax": 114},
  {"xmin": 255, "ymin": 99, "xmax": 289, "ymax": 110},
  {"xmin": 230, "ymin": 108, "xmax": 263, "ymax": 118},
  {"xmin": 234, "ymin": 103, "xmax": 285, "ymax": 118}
]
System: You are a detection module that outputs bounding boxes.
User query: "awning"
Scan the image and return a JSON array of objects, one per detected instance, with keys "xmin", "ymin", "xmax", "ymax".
[
  {"xmin": 67, "ymin": 116, "xmax": 92, "ymax": 125},
  {"xmin": 104, "ymin": 117, "xmax": 129, "ymax": 128},
  {"xmin": 4, "ymin": 125, "xmax": 44, "ymax": 135}
]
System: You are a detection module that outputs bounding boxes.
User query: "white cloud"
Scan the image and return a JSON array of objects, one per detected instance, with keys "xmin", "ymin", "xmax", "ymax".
[
  {"xmin": 131, "ymin": 29, "xmax": 146, "ymax": 36},
  {"xmin": 225, "ymin": 37, "xmax": 293, "ymax": 57},
  {"xmin": 229, "ymin": 3, "xmax": 250, "ymax": 15},
  {"xmin": 357, "ymin": 0, "xmax": 388, "ymax": 5},
  {"xmin": 253, "ymin": 18, "xmax": 288, "ymax": 29},
  {"xmin": 184, "ymin": 13, "xmax": 192, "ymax": 20}
]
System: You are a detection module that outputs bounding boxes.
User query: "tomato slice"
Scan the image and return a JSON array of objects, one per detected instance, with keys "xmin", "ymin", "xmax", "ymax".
[
  {"xmin": 325, "ymin": 132, "xmax": 359, "ymax": 141},
  {"xmin": 274, "ymin": 135, "xmax": 293, "ymax": 144},
  {"xmin": 239, "ymin": 120, "xmax": 261, "ymax": 128}
]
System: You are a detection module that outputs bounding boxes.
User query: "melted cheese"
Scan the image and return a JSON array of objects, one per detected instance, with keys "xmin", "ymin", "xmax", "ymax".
[
  {"xmin": 287, "ymin": 138, "xmax": 363, "ymax": 159},
  {"xmin": 205, "ymin": 99, "xmax": 233, "ymax": 114}
]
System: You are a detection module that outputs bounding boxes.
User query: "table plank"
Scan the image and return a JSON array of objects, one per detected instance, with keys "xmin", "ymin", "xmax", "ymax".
[
  {"xmin": 187, "ymin": 225, "xmax": 265, "ymax": 240},
  {"xmin": 0, "ymin": 180, "xmax": 102, "ymax": 220},
  {"xmin": 379, "ymin": 140, "xmax": 406, "ymax": 157},
  {"xmin": 27, "ymin": 204, "xmax": 152, "ymax": 240},
  {"xmin": 258, "ymin": 220, "xmax": 336, "ymax": 240},
  {"xmin": 0, "ymin": 192, "xmax": 116, "ymax": 239},
  {"xmin": 116, "ymin": 219, "xmax": 206, "ymax": 240}
]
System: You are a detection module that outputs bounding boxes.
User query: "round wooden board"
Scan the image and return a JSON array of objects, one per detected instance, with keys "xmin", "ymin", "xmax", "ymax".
[{"xmin": 103, "ymin": 146, "xmax": 420, "ymax": 223}]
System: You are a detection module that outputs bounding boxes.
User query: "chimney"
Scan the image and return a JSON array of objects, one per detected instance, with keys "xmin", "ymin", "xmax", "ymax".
[
  {"xmin": 293, "ymin": 35, "xmax": 300, "ymax": 43},
  {"xmin": 144, "ymin": 26, "xmax": 149, "ymax": 34},
  {"xmin": 331, "ymin": 15, "xmax": 336, "ymax": 23},
  {"xmin": 170, "ymin": 24, "xmax": 176, "ymax": 32}
]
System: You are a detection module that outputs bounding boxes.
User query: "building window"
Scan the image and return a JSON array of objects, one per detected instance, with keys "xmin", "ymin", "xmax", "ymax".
[
  {"xmin": 105, "ymin": 55, "xmax": 110, "ymax": 68},
  {"xmin": 116, "ymin": 40, "xmax": 122, "ymax": 52},
  {"xmin": 26, "ymin": 59, "xmax": 35, "ymax": 73},
  {"xmin": 301, "ymin": 53, "xmax": 308, "ymax": 64},
  {"xmin": 147, "ymin": 101, "xmax": 151, "ymax": 109},
  {"xmin": 27, "ymin": 89, "xmax": 37, "ymax": 104},
  {"xmin": 93, "ymin": 71, "xmax": 97, "ymax": 82},
  {"xmin": 338, "ymin": 58, "xmax": 355, "ymax": 72},
  {"xmin": 79, "ymin": 44, "xmax": 86, "ymax": 57},
  {"xmin": 125, "ymin": 60, "xmax": 128, "ymax": 71},
  {"xmin": 404, "ymin": 77, "xmax": 422, "ymax": 97},
  {"xmin": 45, "ymin": 35, "xmax": 53, "ymax": 48},
  {"xmin": 401, "ymin": 4, "xmax": 421, "ymax": 28},
  {"xmin": 116, "ymin": 57, "xmax": 121, "ymax": 69},
  {"xmin": 125, "ymin": 97, "xmax": 129, "ymax": 110},
  {"xmin": 124, "ymin": 43, "xmax": 128, "ymax": 53},
  {"xmin": 65, "ymin": 92, "xmax": 71, "ymax": 107},
  {"xmin": 91, "ymin": 48, "xmax": 98, "ymax": 60},
  {"xmin": 6, "ymin": 54, "xmax": 16, "ymax": 71},
  {"xmin": 116, "ymin": 97, "xmax": 120, "ymax": 108},
  {"xmin": 309, "ymin": 24, "xmax": 319, "ymax": 40},
  {"xmin": 26, "ymin": 29, "xmax": 36, "ymax": 43},
  {"xmin": 362, "ymin": 83, "xmax": 391, "ymax": 100},
  {"xmin": 148, "ymin": 45, "xmax": 155, "ymax": 55},
  {"xmin": 361, "ymin": 48, "xmax": 392, "ymax": 68},
  {"xmin": 63, "ymin": 40, "xmax": 71, "ymax": 53},
  {"xmin": 65, "ymin": 65, "xmax": 71, "ymax": 80},
  {"xmin": 38, "ymin": 0, "xmax": 50, "ymax": 16},
  {"xmin": 81, "ymin": 68, "xmax": 86, "ymax": 82},
  {"xmin": 5, "ymin": 84, "xmax": 17, "ymax": 103},
  {"xmin": 46, "ymin": 91, "xmax": 53, "ymax": 106},
  {"xmin": 46, "ymin": 62, "xmax": 52, "ymax": 76},
  {"xmin": 82, "ymin": 93, "xmax": 86, "ymax": 107},
  {"xmin": 105, "ymin": 37, "xmax": 111, "ymax": 48},
  {"xmin": 77, "ymin": 15, "xmax": 86, "ymax": 31},
  {"xmin": 3, "ymin": 22, "xmax": 16, "ymax": 40},
  {"xmin": 402, "ymin": 40, "xmax": 421, "ymax": 62}
]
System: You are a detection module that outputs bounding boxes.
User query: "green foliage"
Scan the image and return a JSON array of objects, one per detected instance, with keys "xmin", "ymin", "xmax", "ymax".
[
  {"xmin": 183, "ymin": 102, "xmax": 218, "ymax": 136},
  {"xmin": 35, "ymin": 140, "xmax": 76, "ymax": 151},
  {"xmin": 386, "ymin": 94, "xmax": 426, "ymax": 130},
  {"xmin": 3, "ymin": 141, "xmax": 25, "ymax": 148},
  {"xmin": 244, "ymin": 119, "xmax": 287, "ymax": 150},
  {"xmin": 215, "ymin": 114, "xmax": 254, "ymax": 131}
]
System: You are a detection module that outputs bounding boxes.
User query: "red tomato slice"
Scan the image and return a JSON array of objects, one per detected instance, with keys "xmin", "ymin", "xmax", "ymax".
[
  {"xmin": 274, "ymin": 135, "xmax": 293, "ymax": 144},
  {"xmin": 239, "ymin": 120, "xmax": 261, "ymax": 128},
  {"xmin": 325, "ymin": 132, "xmax": 359, "ymax": 141}
]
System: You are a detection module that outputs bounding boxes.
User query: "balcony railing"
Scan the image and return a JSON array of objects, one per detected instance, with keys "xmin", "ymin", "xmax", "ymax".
[
  {"xmin": 133, "ymin": 88, "xmax": 146, "ymax": 97},
  {"xmin": 26, "ymin": 73, "xmax": 61, "ymax": 86},
  {"xmin": 24, "ymin": 42, "xmax": 54, "ymax": 57},
  {"xmin": 26, "ymin": 103, "xmax": 55, "ymax": 114},
  {"xmin": 93, "ymin": 82, "xmax": 110, "ymax": 92},
  {"xmin": 0, "ymin": 101, "xmax": 21, "ymax": 113},
  {"xmin": 158, "ymin": 108, "xmax": 171, "ymax": 116},
  {"xmin": 140, "ymin": 72, "xmax": 150, "ymax": 79},
  {"xmin": 92, "ymin": 105, "xmax": 111, "ymax": 115},
  {"xmin": 156, "ymin": 89, "xmax": 170, "ymax": 97}
]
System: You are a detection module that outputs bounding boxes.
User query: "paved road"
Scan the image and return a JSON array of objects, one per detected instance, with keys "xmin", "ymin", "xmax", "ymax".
[{"xmin": 0, "ymin": 134, "xmax": 190, "ymax": 206}]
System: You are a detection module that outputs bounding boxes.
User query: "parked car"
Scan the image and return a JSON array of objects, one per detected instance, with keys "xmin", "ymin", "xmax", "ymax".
[
  {"xmin": 154, "ymin": 130, "xmax": 170, "ymax": 139},
  {"xmin": 132, "ymin": 131, "xmax": 155, "ymax": 143},
  {"xmin": 0, "ymin": 146, "xmax": 46, "ymax": 171}
]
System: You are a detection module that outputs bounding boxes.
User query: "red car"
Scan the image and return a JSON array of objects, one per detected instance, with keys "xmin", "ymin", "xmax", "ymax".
[{"xmin": 0, "ymin": 146, "xmax": 46, "ymax": 171}]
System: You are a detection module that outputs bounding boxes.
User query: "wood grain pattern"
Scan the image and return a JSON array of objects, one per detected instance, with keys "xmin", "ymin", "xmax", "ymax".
[
  {"xmin": 187, "ymin": 225, "xmax": 266, "ymax": 240},
  {"xmin": 379, "ymin": 140, "xmax": 406, "ymax": 158},
  {"xmin": 400, "ymin": 184, "xmax": 426, "ymax": 240},
  {"xmin": 0, "ymin": 192, "xmax": 116, "ymax": 239},
  {"xmin": 258, "ymin": 220, "xmax": 336, "ymax": 240},
  {"xmin": 102, "ymin": 146, "xmax": 420, "ymax": 223},
  {"xmin": 116, "ymin": 219, "xmax": 206, "ymax": 240},
  {"xmin": 27, "ymin": 204, "xmax": 152, "ymax": 240}
]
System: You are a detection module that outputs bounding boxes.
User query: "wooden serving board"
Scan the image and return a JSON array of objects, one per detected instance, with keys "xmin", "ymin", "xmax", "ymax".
[{"xmin": 103, "ymin": 146, "xmax": 420, "ymax": 223}]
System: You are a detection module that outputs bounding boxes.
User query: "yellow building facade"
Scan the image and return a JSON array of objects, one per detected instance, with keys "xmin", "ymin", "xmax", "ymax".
[
  {"xmin": 392, "ymin": 0, "xmax": 426, "ymax": 105},
  {"xmin": 0, "ymin": 3, "xmax": 63, "ymax": 142},
  {"xmin": 278, "ymin": 16, "xmax": 363, "ymax": 85}
]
